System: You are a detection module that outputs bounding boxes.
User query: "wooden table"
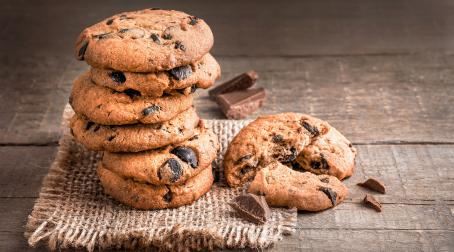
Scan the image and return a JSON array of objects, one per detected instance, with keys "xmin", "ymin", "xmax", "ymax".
[{"xmin": 1, "ymin": 0, "xmax": 453, "ymax": 251}]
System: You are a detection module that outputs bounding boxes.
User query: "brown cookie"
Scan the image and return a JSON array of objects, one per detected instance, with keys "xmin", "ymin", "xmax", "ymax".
[
  {"xmin": 98, "ymin": 163, "xmax": 214, "ymax": 210},
  {"xmin": 101, "ymin": 126, "xmax": 219, "ymax": 186},
  {"xmin": 75, "ymin": 9, "xmax": 214, "ymax": 72},
  {"xmin": 248, "ymin": 161, "xmax": 348, "ymax": 211},
  {"xmin": 70, "ymin": 107, "xmax": 200, "ymax": 152},
  {"xmin": 224, "ymin": 113, "xmax": 356, "ymax": 187},
  {"xmin": 69, "ymin": 72, "xmax": 193, "ymax": 125},
  {"xmin": 90, "ymin": 53, "xmax": 220, "ymax": 97}
]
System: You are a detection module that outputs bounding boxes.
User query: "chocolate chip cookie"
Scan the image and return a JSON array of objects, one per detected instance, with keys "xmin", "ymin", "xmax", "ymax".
[
  {"xmin": 70, "ymin": 107, "xmax": 199, "ymax": 152},
  {"xmin": 248, "ymin": 162, "xmax": 348, "ymax": 211},
  {"xmin": 101, "ymin": 125, "xmax": 219, "ymax": 186},
  {"xmin": 75, "ymin": 9, "xmax": 214, "ymax": 72},
  {"xmin": 224, "ymin": 113, "xmax": 356, "ymax": 187},
  {"xmin": 70, "ymin": 72, "xmax": 193, "ymax": 125},
  {"xmin": 98, "ymin": 162, "xmax": 213, "ymax": 209},
  {"xmin": 90, "ymin": 53, "xmax": 220, "ymax": 97}
]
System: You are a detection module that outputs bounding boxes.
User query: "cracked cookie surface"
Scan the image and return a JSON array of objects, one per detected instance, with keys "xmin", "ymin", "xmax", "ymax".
[
  {"xmin": 101, "ymin": 125, "xmax": 219, "ymax": 186},
  {"xmin": 98, "ymin": 163, "xmax": 213, "ymax": 210},
  {"xmin": 70, "ymin": 106, "xmax": 199, "ymax": 152},
  {"xmin": 70, "ymin": 72, "xmax": 193, "ymax": 125},
  {"xmin": 224, "ymin": 113, "xmax": 355, "ymax": 187},
  {"xmin": 75, "ymin": 8, "xmax": 213, "ymax": 72},
  {"xmin": 90, "ymin": 53, "xmax": 220, "ymax": 97},
  {"xmin": 248, "ymin": 162, "xmax": 348, "ymax": 211}
]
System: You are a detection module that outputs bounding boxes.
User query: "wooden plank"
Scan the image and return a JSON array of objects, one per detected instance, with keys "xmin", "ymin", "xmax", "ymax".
[
  {"xmin": 298, "ymin": 230, "xmax": 454, "ymax": 252},
  {"xmin": 1, "ymin": 53, "xmax": 454, "ymax": 144},
  {"xmin": 1, "ymin": 0, "xmax": 453, "ymax": 57},
  {"xmin": 0, "ymin": 147, "xmax": 56, "ymax": 198},
  {"xmin": 1, "ymin": 145, "xmax": 453, "ymax": 203}
]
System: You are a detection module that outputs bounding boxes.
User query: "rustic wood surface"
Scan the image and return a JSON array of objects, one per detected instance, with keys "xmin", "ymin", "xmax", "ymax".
[{"xmin": 1, "ymin": 0, "xmax": 453, "ymax": 251}]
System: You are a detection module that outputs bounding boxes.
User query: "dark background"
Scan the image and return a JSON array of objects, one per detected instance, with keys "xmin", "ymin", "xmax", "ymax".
[{"xmin": 1, "ymin": 1, "xmax": 454, "ymax": 251}]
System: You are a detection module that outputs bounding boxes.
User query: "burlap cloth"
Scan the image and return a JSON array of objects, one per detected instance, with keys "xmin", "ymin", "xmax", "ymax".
[{"xmin": 25, "ymin": 105, "xmax": 297, "ymax": 251}]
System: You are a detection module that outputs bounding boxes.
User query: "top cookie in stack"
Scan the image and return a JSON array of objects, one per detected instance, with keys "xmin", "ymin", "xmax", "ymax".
[{"xmin": 69, "ymin": 8, "xmax": 220, "ymax": 210}]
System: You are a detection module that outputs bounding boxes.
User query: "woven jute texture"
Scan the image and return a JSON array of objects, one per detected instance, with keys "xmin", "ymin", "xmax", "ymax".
[{"xmin": 25, "ymin": 105, "xmax": 297, "ymax": 251}]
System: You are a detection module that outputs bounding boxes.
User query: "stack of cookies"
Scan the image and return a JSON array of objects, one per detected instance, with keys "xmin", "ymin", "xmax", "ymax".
[{"xmin": 69, "ymin": 9, "xmax": 220, "ymax": 209}]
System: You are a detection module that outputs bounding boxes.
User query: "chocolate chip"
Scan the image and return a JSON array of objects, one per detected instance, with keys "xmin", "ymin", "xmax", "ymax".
[
  {"xmin": 168, "ymin": 65, "xmax": 192, "ymax": 81},
  {"xmin": 174, "ymin": 41, "xmax": 185, "ymax": 51},
  {"xmin": 320, "ymin": 177, "xmax": 330, "ymax": 183},
  {"xmin": 282, "ymin": 147, "xmax": 298, "ymax": 162},
  {"xmin": 109, "ymin": 71, "xmax": 126, "ymax": 83},
  {"xmin": 150, "ymin": 33, "xmax": 161, "ymax": 44},
  {"xmin": 77, "ymin": 41, "xmax": 88, "ymax": 60},
  {"xmin": 142, "ymin": 105, "xmax": 161, "ymax": 116},
  {"xmin": 150, "ymin": 7, "xmax": 161, "ymax": 10},
  {"xmin": 163, "ymin": 188, "xmax": 172, "ymax": 203},
  {"xmin": 239, "ymin": 165, "xmax": 253, "ymax": 176},
  {"xmin": 70, "ymin": 128, "xmax": 74, "ymax": 136},
  {"xmin": 302, "ymin": 121, "xmax": 320, "ymax": 137},
  {"xmin": 188, "ymin": 16, "xmax": 199, "ymax": 25},
  {"xmin": 93, "ymin": 125, "xmax": 101, "ymax": 132},
  {"xmin": 235, "ymin": 154, "xmax": 252, "ymax": 165},
  {"xmin": 123, "ymin": 89, "xmax": 141, "ymax": 99},
  {"xmin": 190, "ymin": 85, "xmax": 198, "ymax": 93},
  {"xmin": 363, "ymin": 194, "xmax": 382, "ymax": 212},
  {"xmin": 85, "ymin": 121, "xmax": 94, "ymax": 130},
  {"xmin": 118, "ymin": 28, "xmax": 145, "ymax": 39},
  {"xmin": 106, "ymin": 19, "xmax": 114, "ymax": 25},
  {"xmin": 93, "ymin": 32, "xmax": 112, "ymax": 40},
  {"xmin": 311, "ymin": 154, "xmax": 329, "ymax": 170},
  {"xmin": 357, "ymin": 178, "xmax": 386, "ymax": 194},
  {"xmin": 107, "ymin": 135, "xmax": 116, "ymax": 141},
  {"xmin": 229, "ymin": 193, "xmax": 270, "ymax": 224},
  {"xmin": 170, "ymin": 146, "xmax": 198, "ymax": 168},
  {"xmin": 272, "ymin": 134, "xmax": 284, "ymax": 143},
  {"xmin": 291, "ymin": 162, "xmax": 304, "ymax": 171},
  {"xmin": 159, "ymin": 158, "xmax": 183, "ymax": 183},
  {"xmin": 318, "ymin": 187, "xmax": 337, "ymax": 206},
  {"xmin": 162, "ymin": 33, "xmax": 172, "ymax": 40}
]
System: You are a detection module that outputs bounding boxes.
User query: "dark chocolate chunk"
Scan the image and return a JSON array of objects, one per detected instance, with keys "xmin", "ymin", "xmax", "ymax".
[
  {"xmin": 302, "ymin": 121, "xmax": 320, "ymax": 137},
  {"xmin": 209, "ymin": 71, "xmax": 258, "ymax": 97},
  {"xmin": 282, "ymin": 147, "xmax": 298, "ymax": 162},
  {"xmin": 107, "ymin": 135, "xmax": 116, "ymax": 141},
  {"xmin": 318, "ymin": 187, "xmax": 337, "ymax": 206},
  {"xmin": 123, "ymin": 89, "xmax": 141, "ymax": 99},
  {"xmin": 150, "ymin": 33, "xmax": 161, "ymax": 44},
  {"xmin": 188, "ymin": 16, "xmax": 199, "ymax": 25},
  {"xmin": 142, "ymin": 105, "xmax": 161, "ymax": 116},
  {"xmin": 229, "ymin": 193, "xmax": 271, "ymax": 224},
  {"xmin": 311, "ymin": 154, "xmax": 329, "ymax": 170},
  {"xmin": 163, "ymin": 188, "xmax": 172, "ymax": 203},
  {"xmin": 357, "ymin": 178, "xmax": 386, "ymax": 194},
  {"xmin": 109, "ymin": 71, "xmax": 126, "ymax": 83},
  {"xmin": 239, "ymin": 165, "xmax": 253, "ymax": 176},
  {"xmin": 106, "ymin": 19, "xmax": 114, "ymax": 25},
  {"xmin": 272, "ymin": 134, "xmax": 284, "ymax": 143},
  {"xmin": 93, "ymin": 125, "xmax": 101, "ymax": 132},
  {"xmin": 216, "ymin": 88, "xmax": 266, "ymax": 119},
  {"xmin": 363, "ymin": 194, "xmax": 382, "ymax": 212},
  {"xmin": 320, "ymin": 177, "xmax": 330, "ymax": 183},
  {"xmin": 162, "ymin": 33, "xmax": 172, "ymax": 40},
  {"xmin": 168, "ymin": 65, "xmax": 192, "ymax": 81},
  {"xmin": 118, "ymin": 28, "xmax": 145, "ymax": 39},
  {"xmin": 235, "ymin": 154, "xmax": 252, "ymax": 164},
  {"xmin": 85, "ymin": 121, "xmax": 94, "ymax": 131},
  {"xmin": 174, "ymin": 41, "xmax": 186, "ymax": 51},
  {"xmin": 159, "ymin": 158, "xmax": 183, "ymax": 183},
  {"xmin": 170, "ymin": 146, "xmax": 198, "ymax": 168},
  {"xmin": 190, "ymin": 84, "xmax": 198, "ymax": 93},
  {"xmin": 77, "ymin": 41, "xmax": 88, "ymax": 60},
  {"xmin": 291, "ymin": 162, "xmax": 304, "ymax": 171}
]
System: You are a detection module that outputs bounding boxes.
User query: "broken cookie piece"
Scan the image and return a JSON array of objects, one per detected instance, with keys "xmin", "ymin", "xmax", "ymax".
[
  {"xmin": 248, "ymin": 161, "xmax": 348, "ymax": 211},
  {"xmin": 229, "ymin": 193, "xmax": 271, "ymax": 224},
  {"xmin": 216, "ymin": 88, "xmax": 266, "ymax": 119}
]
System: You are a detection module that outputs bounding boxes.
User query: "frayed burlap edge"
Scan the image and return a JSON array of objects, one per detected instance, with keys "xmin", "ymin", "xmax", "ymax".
[{"xmin": 24, "ymin": 105, "xmax": 297, "ymax": 251}]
